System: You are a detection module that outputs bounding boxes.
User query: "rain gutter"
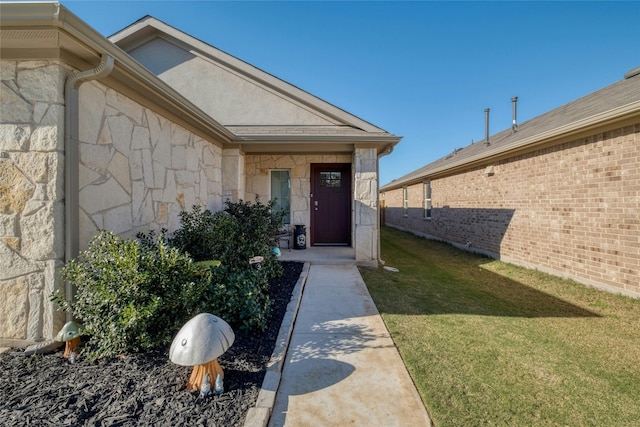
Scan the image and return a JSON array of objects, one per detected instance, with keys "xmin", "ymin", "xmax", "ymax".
[
  {"xmin": 63, "ymin": 54, "xmax": 115, "ymax": 319},
  {"xmin": 376, "ymin": 144, "xmax": 396, "ymax": 265}
]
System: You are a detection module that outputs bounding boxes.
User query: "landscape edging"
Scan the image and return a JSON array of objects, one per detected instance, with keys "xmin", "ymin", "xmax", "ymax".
[{"xmin": 243, "ymin": 261, "xmax": 311, "ymax": 427}]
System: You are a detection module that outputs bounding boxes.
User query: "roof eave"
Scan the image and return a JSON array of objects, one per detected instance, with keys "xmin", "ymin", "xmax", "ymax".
[
  {"xmin": 0, "ymin": 1, "xmax": 235, "ymax": 144},
  {"xmin": 235, "ymin": 134, "xmax": 402, "ymax": 155},
  {"xmin": 381, "ymin": 101, "xmax": 640, "ymax": 191}
]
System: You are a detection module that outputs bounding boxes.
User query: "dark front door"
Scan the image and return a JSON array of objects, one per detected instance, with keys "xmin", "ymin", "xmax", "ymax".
[{"xmin": 311, "ymin": 163, "xmax": 351, "ymax": 245}]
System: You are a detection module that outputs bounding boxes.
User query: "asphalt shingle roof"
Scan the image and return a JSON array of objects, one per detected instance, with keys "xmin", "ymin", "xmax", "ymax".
[{"xmin": 382, "ymin": 70, "xmax": 640, "ymax": 190}]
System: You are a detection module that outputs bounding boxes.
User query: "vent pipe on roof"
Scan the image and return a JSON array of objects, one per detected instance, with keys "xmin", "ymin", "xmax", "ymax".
[
  {"xmin": 484, "ymin": 108, "xmax": 490, "ymax": 146},
  {"xmin": 624, "ymin": 66, "xmax": 640, "ymax": 79},
  {"xmin": 511, "ymin": 97, "xmax": 518, "ymax": 131}
]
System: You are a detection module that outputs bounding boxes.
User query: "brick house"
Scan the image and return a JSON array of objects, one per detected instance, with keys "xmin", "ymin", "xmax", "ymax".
[
  {"xmin": 0, "ymin": 3, "xmax": 400, "ymax": 344},
  {"xmin": 381, "ymin": 68, "xmax": 640, "ymax": 297}
]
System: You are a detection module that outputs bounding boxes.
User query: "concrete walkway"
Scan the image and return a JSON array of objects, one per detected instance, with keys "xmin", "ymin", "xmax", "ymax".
[{"xmin": 262, "ymin": 263, "xmax": 432, "ymax": 427}]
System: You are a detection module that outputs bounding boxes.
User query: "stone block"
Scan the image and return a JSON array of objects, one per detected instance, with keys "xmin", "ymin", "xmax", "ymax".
[
  {"xmin": 80, "ymin": 177, "xmax": 131, "ymax": 215},
  {"xmin": 0, "ymin": 84, "xmax": 32, "ymax": 123},
  {"xmin": 80, "ymin": 142, "xmax": 111, "ymax": 175},
  {"xmin": 176, "ymin": 170, "xmax": 196, "ymax": 187},
  {"xmin": 107, "ymin": 114, "xmax": 133, "ymax": 155},
  {"xmin": 172, "ymin": 146, "xmax": 187, "ymax": 169},
  {"xmin": 42, "ymin": 260, "xmax": 65, "ymax": 339},
  {"xmin": 20, "ymin": 202, "xmax": 64, "ymax": 260},
  {"xmin": 27, "ymin": 272, "xmax": 45, "ymax": 341},
  {"xmin": 0, "ymin": 124, "xmax": 31, "ymax": 150},
  {"xmin": 13, "ymin": 152, "xmax": 50, "ymax": 183},
  {"xmin": 108, "ymin": 152, "xmax": 132, "ymax": 193},
  {"xmin": 0, "ymin": 159, "xmax": 35, "ymax": 214},
  {"xmin": 0, "ymin": 213, "xmax": 17, "ymax": 236},
  {"xmin": 79, "ymin": 163, "xmax": 101, "ymax": 189},
  {"xmin": 186, "ymin": 146, "xmax": 199, "ymax": 171},
  {"xmin": 79, "ymin": 209, "xmax": 98, "ymax": 251},
  {"xmin": 358, "ymin": 203, "xmax": 377, "ymax": 226},
  {"xmin": 355, "ymin": 180, "xmax": 373, "ymax": 202},
  {"xmin": 107, "ymin": 89, "xmax": 143, "ymax": 125},
  {"xmin": 129, "ymin": 150, "xmax": 143, "ymax": 180},
  {"xmin": 103, "ymin": 204, "xmax": 133, "ymax": 234},
  {"xmin": 0, "ymin": 276, "xmax": 29, "ymax": 339},
  {"xmin": 171, "ymin": 125, "xmax": 190, "ymax": 146},
  {"xmin": 79, "ymin": 83, "xmax": 107, "ymax": 145},
  {"xmin": 145, "ymin": 110, "xmax": 161, "ymax": 144},
  {"xmin": 17, "ymin": 63, "xmax": 65, "ymax": 104},
  {"xmin": 355, "ymin": 225, "xmax": 374, "ymax": 261},
  {"xmin": 153, "ymin": 161, "xmax": 166, "ymax": 189},
  {"xmin": 131, "ymin": 126, "xmax": 150, "ymax": 149},
  {"xmin": 0, "ymin": 239, "xmax": 37, "ymax": 280},
  {"xmin": 141, "ymin": 149, "xmax": 154, "ymax": 188},
  {"xmin": 202, "ymin": 145, "xmax": 217, "ymax": 166}
]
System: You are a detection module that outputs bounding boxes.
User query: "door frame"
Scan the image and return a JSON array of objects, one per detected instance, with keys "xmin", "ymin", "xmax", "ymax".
[{"xmin": 310, "ymin": 163, "xmax": 352, "ymax": 246}]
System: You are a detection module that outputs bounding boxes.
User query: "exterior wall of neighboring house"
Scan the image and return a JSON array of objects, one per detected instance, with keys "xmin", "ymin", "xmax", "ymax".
[
  {"xmin": 0, "ymin": 60, "xmax": 225, "ymax": 343},
  {"xmin": 1, "ymin": 60, "xmax": 67, "ymax": 342},
  {"xmin": 382, "ymin": 121, "xmax": 640, "ymax": 297}
]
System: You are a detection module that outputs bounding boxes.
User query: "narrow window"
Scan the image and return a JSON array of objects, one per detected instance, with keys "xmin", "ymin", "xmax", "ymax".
[
  {"xmin": 270, "ymin": 170, "xmax": 290, "ymax": 224},
  {"xmin": 403, "ymin": 186, "xmax": 408, "ymax": 216},
  {"xmin": 424, "ymin": 180, "xmax": 432, "ymax": 219}
]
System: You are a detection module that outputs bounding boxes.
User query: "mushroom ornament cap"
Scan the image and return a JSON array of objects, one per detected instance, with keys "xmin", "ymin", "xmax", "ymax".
[
  {"xmin": 55, "ymin": 321, "xmax": 83, "ymax": 342},
  {"xmin": 169, "ymin": 313, "xmax": 235, "ymax": 366}
]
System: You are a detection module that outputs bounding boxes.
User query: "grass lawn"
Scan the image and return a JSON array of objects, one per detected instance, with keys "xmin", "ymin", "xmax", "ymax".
[{"xmin": 360, "ymin": 227, "xmax": 640, "ymax": 427}]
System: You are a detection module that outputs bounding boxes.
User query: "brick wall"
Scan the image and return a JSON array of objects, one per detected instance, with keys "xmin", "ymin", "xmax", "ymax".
[{"xmin": 382, "ymin": 122, "xmax": 640, "ymax": 297}]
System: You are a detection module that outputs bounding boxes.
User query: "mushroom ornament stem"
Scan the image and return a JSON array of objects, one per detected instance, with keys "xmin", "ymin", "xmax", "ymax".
[
  {"xmin": 55, "ymin": 321, "xmax": 83, "ymax": 359},
  {"xmin": 187, "ymin": 358, "xmax": 225, "ymax": 391},
  {"xmin": 63, "ymin": 337, "xmax": 81, "ymax": 358}
]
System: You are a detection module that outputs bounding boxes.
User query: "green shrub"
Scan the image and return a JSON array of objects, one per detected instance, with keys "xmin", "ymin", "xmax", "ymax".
[
  {"xmin": 170, "ymin": 199, "xmax": 284, "ymax": 330},
  {"xmin": 53, "ymin": 231, "xmax": 210, "ymax": 360},
  {"xmin": 207, "ymin": 265, "xmax": 271, "ymax": 331},
  {"xmin": 222, "ymin": 198, "xmax": 284, "ymax": 279}
]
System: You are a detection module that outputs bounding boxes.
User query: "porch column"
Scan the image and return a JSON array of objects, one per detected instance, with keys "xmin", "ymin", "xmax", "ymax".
[
  {"xmin": 354, "ymin": 147, "xmax": 378, "ymax": 266},
  {"xmin": 222, "ymin": 148, "xmax": 245, "ymax": 204}
]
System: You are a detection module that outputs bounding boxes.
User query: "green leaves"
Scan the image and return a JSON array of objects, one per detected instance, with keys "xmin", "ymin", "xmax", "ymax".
[
  {"xmin": 55, "ymin": 231, "xmax": 210, "ymax": 361},
  {"xmin": 53, "ymin": 199, "xmax": 285, "ymax": 360}
]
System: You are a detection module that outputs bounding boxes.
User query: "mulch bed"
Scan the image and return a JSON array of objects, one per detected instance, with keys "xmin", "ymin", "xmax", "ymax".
[{"xmin": 0, "ymin": 261, "xmax": 303, "ymax": 427}]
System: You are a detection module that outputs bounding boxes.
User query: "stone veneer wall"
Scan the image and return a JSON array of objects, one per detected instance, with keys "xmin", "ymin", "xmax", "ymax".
[
  {"xmin": 354, "ymin": 147, "xmax": 379, "ymax": 264},
  {"xmin": 77, "ymin": 81, "xmax": 223, "ymax": 249},
  {"xmin": 245, "ymin": 149, "xmax": 380, "ymax": 264},
  {"xmin": 0, "ymin": 60, "xmax": 224, "ymax": 342},
  {"xmin": 382, "ymin": 123, "xmax": 640, "ymax": 297},
  {"xmin": 1, "ymin": 60, "xmax": 67, "ymax": 341},
  {"xmin": 245, "ymin": 153, "xmax": 352, "ymax": 228}
]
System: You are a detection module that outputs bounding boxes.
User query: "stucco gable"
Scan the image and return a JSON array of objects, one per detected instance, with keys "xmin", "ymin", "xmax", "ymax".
[{"xmin": 109, "ymin": 16, "xmax": 385, "ymax": 132}]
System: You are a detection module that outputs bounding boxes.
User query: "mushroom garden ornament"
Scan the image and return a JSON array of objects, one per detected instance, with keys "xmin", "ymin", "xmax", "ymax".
[
  {"xmin": 55, "ymin": 321, "xmax": 83, "ymax": 359},
  {"xmin": 169, "ymin": 313, "xmax": 235, "ymax": 393}
]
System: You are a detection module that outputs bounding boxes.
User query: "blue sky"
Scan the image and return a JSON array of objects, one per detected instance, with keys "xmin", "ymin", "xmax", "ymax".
[{"xmin": 59, "ymin": 0, "xmax": 640, "ymax": 185}]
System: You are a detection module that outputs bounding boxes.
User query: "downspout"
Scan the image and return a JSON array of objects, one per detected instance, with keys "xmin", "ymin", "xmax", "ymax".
[
  {"xmin": 64, "ymin": 54, "xmax": 115, "ymax": 321},
  {"xmin": 376, "ymin": 145, "xmax": 395, "ymax": 265}
]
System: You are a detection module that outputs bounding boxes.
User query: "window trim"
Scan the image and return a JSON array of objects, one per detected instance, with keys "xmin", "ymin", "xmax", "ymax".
[
  {"xmin": 424, "ymin": 180, "xmax": 432, "ymax": 220},
  {"xmin": 270, "ymin": 169, "xmax": 291, "ymax": 225},
  {"xmin": 402, "ymin": 185, "xmax": 408, "ymax": 217}
]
